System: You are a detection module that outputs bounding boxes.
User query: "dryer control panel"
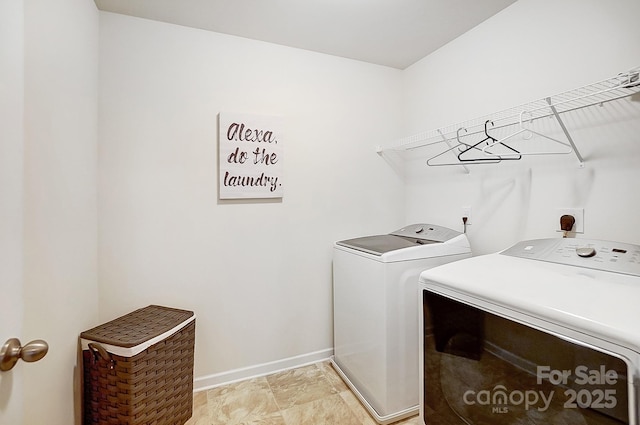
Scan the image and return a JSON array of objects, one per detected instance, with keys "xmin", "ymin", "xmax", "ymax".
[{"xmin": 501, "ymin": 238, "xmax": 640, "ymax": 277}]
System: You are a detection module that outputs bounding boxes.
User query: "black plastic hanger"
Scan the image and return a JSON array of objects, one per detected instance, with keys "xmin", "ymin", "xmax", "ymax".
[{"xmin": 457, "ymin": 120, "xmax": 521, "ymax": 162}]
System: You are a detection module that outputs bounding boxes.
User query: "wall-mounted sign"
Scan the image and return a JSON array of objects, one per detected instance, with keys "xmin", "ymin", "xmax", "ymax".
[{"xmin": 218, "ymin": 113, "xmax": 284, "ymax": 199}]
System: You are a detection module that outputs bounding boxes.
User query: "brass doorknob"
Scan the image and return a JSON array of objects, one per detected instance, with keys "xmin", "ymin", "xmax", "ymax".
[{"xmin": 0, "ymin": 338, "xmax": 49, "ymax": 372}]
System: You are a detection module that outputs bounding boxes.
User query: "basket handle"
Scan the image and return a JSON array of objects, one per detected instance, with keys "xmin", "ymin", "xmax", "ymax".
[{"xmin": 88, "ymin": 343, "xmax": 115, "ymax": 370}]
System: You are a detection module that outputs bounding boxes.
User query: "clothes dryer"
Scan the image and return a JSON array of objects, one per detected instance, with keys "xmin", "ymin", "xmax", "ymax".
[
  {"xmin": 332, "ymin": 224, "xmax": 471, "ymax": 424},
  {"xmin": 419, "ymin": 238, "xmax": 640, "ymax": 425}
]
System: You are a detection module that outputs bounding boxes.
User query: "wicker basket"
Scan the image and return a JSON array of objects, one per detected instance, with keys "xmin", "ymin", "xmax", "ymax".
[{"xmin": 80, "ymin": 305, "xmax": 196, "ymax": 425}]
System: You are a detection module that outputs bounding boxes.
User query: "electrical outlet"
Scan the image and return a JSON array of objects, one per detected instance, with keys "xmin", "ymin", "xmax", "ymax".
[
  {"xmin": 462, "ymin": 206, "xmax": 472, "ymax": 225},
  {"xmin": 556, "ymin": 208, "xmax": 584, "ymax": 233}
]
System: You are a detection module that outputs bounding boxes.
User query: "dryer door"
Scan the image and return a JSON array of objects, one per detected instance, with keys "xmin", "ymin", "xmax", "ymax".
[{"xmin": 422, "ymin": 290, "xmax": 632, "ymax": 425}]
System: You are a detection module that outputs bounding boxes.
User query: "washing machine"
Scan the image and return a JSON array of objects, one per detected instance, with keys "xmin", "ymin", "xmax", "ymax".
[
  {"xmin": 419, "ymin": 238, "xmax": 640, "ymax": 425},
  {"xmin": 331, "ymin": 223, "xmax": 471, "ymax": 424}
]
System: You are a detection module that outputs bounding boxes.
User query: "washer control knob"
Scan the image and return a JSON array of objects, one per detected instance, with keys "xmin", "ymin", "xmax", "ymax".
[{"xmin": 576, "ymin": 247, "xmax": 596, "ymax": 258}]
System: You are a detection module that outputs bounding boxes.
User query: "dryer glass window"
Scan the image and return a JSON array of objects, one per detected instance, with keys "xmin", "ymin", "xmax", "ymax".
[{"xmin": 423, "ymin": 291, "xmax": 630, "ymax": 425}]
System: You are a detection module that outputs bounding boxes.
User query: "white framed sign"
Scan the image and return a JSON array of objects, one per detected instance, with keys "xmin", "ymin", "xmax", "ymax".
[{"xmin": 218, "ymin": 112, "xmax": 284, "ymax": 199}]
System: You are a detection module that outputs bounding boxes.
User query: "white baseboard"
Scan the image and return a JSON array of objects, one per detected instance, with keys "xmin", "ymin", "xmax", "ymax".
[{"xmin": 193, "ymin": 348, "xmax": 334, "ymax": 392}]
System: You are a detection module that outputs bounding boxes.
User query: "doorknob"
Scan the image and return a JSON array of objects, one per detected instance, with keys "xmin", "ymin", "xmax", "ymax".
[{"xmin": 0, "ymin": 338, "xmax": 49, "ymax": 372}]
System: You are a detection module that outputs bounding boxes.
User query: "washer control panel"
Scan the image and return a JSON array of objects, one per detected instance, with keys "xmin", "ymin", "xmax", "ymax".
[
  {"xmin": 501, "ymin": 238, "xmax": 640, "ymax": 277},
  {"xmin": 391, "ymin": 223, "xmax": 462, "ymax": 243}
]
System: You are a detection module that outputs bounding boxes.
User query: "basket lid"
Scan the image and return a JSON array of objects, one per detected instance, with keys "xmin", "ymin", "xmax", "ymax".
[{"xmin": 80, "ymin": 305, "xmax": 194, "ymax": 348}]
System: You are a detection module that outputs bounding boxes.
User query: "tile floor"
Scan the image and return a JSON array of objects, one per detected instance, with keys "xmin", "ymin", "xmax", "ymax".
[{"xmin": 185, "ymin": 361, "xmax": 421, "ymax": 425}]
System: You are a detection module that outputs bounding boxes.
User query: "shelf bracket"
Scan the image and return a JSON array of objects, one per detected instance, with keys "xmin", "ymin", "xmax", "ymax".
[
  {"xmin": 546, "ymin": 97, "xmax": 585, "ymax": 167},
  {"xmin": 437, "ymin": 130, "xmax": 470, "ymax": 174}
]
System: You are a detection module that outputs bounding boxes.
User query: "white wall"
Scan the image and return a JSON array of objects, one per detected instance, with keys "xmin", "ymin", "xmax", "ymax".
[
  {"xmin": 401, "ymin": 0, "xmax": 640, "ymax": 254},
  {"xmin": 98, "ymin": 12, "xmax": 404, "ymax": 385},
  {"xmin": 22, "ymin": 0, "xmax": 99, "ymax": 423}
]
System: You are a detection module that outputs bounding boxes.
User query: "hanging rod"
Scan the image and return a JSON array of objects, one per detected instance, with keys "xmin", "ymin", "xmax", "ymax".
[{"xmin": 379, "ymin": 67, "xmax": 640, "ymax": 158}]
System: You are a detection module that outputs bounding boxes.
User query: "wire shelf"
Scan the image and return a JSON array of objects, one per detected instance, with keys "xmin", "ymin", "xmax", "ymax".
[{"xmin": 381, "ymin": 67, "xmax": 640, "ymax": 161}]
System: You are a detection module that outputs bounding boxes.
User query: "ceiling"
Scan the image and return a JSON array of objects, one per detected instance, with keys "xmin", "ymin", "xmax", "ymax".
[{"xmin": 94, "ymin": 0, "xmax": 517, "ymax": 70}]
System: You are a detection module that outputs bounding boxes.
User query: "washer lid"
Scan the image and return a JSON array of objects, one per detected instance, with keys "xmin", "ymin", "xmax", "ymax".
[
  {"xmin": 336, "ymin": 234, "xmax": 437, "ymax": 255},
  {"xmin": 336, "ymin": 224, "xmax": 460, "ymax": 256}
]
